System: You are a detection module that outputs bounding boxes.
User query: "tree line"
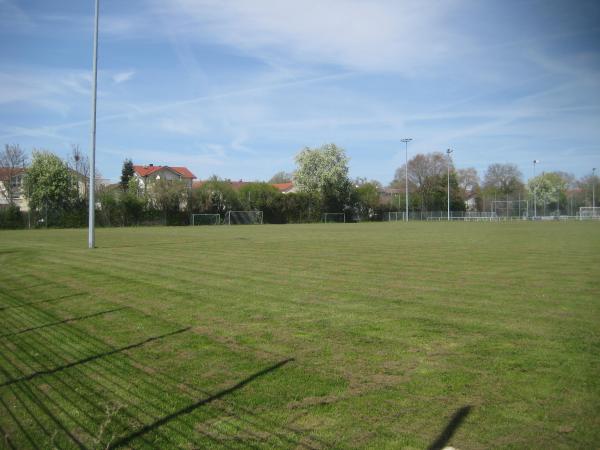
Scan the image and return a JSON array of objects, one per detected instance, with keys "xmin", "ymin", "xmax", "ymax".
[{"xmin": 0, "ymin": 143, "xmax": 597, "ymax": 229}]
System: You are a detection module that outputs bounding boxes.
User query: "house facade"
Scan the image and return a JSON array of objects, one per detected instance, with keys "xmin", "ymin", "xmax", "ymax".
[{"xmin": 0, "ymin": 168, "xmax": 28, "ymax": 211}]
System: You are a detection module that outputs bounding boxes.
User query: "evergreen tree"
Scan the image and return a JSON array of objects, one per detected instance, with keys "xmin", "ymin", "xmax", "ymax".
[{"xmin": 120, "ymin": 159, "xmax": 134, "ymax": 191}]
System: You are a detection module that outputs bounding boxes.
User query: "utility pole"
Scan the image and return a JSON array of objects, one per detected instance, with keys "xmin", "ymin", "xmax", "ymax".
[
  {"xmin": 400, "ymin": 138, "xmax": 412, "ymax": 221},
  {"xmin": 446, "ymin": 149, "xmax": 453, "ymax": 221},
  {"xmin": 88, "ymin": 0, "xmax": 99, "ymax": 249}
]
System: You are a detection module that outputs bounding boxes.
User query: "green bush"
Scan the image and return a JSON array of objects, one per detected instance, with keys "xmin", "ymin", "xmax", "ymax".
[{"xmin": 0, "ymin": 204, "xmax": 26, "ymax": 229}]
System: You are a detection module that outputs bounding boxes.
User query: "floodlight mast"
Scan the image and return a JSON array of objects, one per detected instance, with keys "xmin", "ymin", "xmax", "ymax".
[
  {"xmin": 532, "ymin": 160, "xmax": 540, "ymax": 218},
  {"xmin": 400, "ymin": 138, "xmax": 412, "ymax": 222},
  {"xmin": 446, "ymin": 149, "xmax": 453, "ymax": 220},
  {"xmin": 593, "ymin": 168, "xmax": 596, "ymax": 212},
  {"xmin": 88, "ymin": 0, "xmax": 99, "ymax": 249}
]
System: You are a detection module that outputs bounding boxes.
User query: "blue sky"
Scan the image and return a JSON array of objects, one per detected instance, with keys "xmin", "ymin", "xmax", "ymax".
[{"xmin": 1, "ymin": 0, "xmax": 599, "ymax": 183}]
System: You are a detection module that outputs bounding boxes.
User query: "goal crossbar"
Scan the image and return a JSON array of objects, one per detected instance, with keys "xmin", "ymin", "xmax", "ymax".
[{"xmin": 579, "ymin": 206, "xmax": 600, "ymax": 219}]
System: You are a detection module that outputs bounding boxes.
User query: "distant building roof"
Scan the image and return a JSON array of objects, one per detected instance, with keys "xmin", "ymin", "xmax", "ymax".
[
  {"xmin": 133, "ymin": 164, "xmax": 196, "ymax": 179},
  {"xmin": 272, "ymin": 182, "xmax": 294, "ymax": 193},
  {"xmin": 0, "ymin": 167, "xmax": 26, "ymax": 179}
]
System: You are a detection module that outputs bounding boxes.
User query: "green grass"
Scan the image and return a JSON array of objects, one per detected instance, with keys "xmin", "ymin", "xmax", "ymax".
[{"xmin": 0, "ymin": 222, "xmax": 599, "ymax": 449}]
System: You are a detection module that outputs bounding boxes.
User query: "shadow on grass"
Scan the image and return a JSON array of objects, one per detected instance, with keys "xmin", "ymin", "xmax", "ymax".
[
  {"xmin": 0, "ymin": 293, "xmax": 86, "ymax": 311},
  {"xmin": 0, "ymin": 300, "xmax": 324, "ymax": 449},
  {"xmin": 427, "ymin": 405, "xmax": 472, "ymax": 450},
  {"xmin": 109, "ymin": 358, "xmax": 294, "ymax": 449},
  {"xmin": 0, "ymin": 327, "xmax": 190, "ymax": 387},
  {"xmin": 0, "ymin": 292, "xmax": 331, "ymax": 449},
  {"xmin": 0, "ymin": 307, "xmax": 127, "ymax": 338}
]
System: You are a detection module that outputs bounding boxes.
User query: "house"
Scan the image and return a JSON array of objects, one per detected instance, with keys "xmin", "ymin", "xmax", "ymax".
[
  {"xmin": 133, "ymin": 164, "xmax": 197, "ymax": 191},
  {"xmin": 0, "ymin": 167, "xmax": 28, "ymax": 211},
  {"xmin": 272, "ymin": 182, "xmax": 296, "ymax": 194}
]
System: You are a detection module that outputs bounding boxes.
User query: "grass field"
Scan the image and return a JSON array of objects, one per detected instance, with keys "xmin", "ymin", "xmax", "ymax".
[{"xmin": 0, "ymin": 222, "xmax": 599, "ymax": 449}]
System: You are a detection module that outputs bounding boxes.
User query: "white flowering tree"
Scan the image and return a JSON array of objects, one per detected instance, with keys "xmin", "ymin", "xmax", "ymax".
[
  {"xmin": 528, "ymin": 172, "xmax": 568, "ymax": 214},
  {"xmin": 293, "ymin": 143, "xmax": 352, "ymax": 215}
]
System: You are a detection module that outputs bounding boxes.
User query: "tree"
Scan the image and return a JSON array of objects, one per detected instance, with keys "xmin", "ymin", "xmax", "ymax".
[
  {"xmin": 269, "ymin": 171, "xmax": 293, "ymax": 184},
  {"xmin": 457, "ymin": 167, "xmax": 481, "ymax": 211},
  {"xmin": 238, "ymin": 182, "xmax": 284, "ymax": 223},
  {"xmin": 119, "ymin": 178, "xmax": 145, "ymax": 226},
  {"xmin": 528, "ymin": 172, "xmax": 568, "ymax": 214},
  {"xmin": 23, "ymin": 150, "xmax": 77, "ymax": 218},
  {"xmin": 0, "ymin": 144, "xmax": 28, "ymax": 205},
  {"xmin": 577, "ymin": 173, "xmax": 599, "ymax": 208},
  {"xmin": 391, "ymin": 152, "xmax": 456, "ymax": 211},
  {"xmin": 483, "ymin": 163, "xmax": 524, "ymax": 197},
  {"xmin": 120, "ymin": 159, "xmax": 135, "ymax": 191},
  {"xmin": 153, "ymin": 178, "xmax": 188, "ymax": 223},
  {"xmin": 191, "ymin": 176, "xmax": 240, "ymax": 214},
  {"xmin": 355, "ymin": 182, "xmax": 380, "ymax": 220},
  {"xmin": 294, "ymin": 143, "xmax": 352, "ymax": 213},
  {"xmin": 67, "ymin": 144, "xmax": 91, "ymax": 198}
]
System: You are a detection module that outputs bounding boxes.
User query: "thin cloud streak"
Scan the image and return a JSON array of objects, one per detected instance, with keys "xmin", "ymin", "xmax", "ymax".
[{"xmin": 0, "ymin": 71, "xmax": 355, "ymax": 140}]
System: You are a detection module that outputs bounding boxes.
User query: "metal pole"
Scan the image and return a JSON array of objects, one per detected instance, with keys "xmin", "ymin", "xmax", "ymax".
[
  {"xmin": 593, "ymin": 168, "xmax": 596, "ymax": 212},
  {"xmin": 532, "ymin": 160, "xmax": 539, "ymax": 218},
  {"xmin": 88, "ymin": 0, "xmax": 99, "ymax": 249},
  {"xmin": 446, "ymin": 149, "xmax": 453, "ymax": 220},
  {"xmin": 401, "ymin": 138, "xmax": 412, "ymax": 222}
]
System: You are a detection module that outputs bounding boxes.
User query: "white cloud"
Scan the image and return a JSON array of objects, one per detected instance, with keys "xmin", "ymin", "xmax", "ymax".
[
  {"xmin": 112, "ymin": 70, "xmax": 135, "ymax": 84},
  {"xmin": 0, "ymin": 70, "xmax": 90, "ymax": 114},
  {"xmin": 154, "ymin": 0, "xmax": 469, "ymax": 73},
  {"xmin": 159, "ymin": 116, "xmax": 207, "ymax": 135}
]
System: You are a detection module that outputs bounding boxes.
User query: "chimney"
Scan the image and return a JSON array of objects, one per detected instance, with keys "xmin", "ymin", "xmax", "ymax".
[{"xmin": 149, "ymin": 163, "xmax": 154, "ymax": 167}]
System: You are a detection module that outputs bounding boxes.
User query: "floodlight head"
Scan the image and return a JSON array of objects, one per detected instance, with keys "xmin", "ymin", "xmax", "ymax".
[
  {"xmin": 446, "ymin": 148, "xmax": 453, "ymax": 155},
  {"xmin": 533, "ymin": 159, "xmax": 540, "ymax": 164},
  {"xmin": 400, "ymin": 138, "xmax": 412, "ymax": 143}
]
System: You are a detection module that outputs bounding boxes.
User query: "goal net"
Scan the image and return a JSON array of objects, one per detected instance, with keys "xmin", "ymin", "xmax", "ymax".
[
  {"xmin": 322, "ymin": 213, "xmax": 345, "ymax": 223},
  {"xmin": 192, "ymin": 214, "xmax": 221, "ymax": 225},
  {"xmin": 579, "ymin": 207, "xmax": 600, "ymax": 219},
  {"xmin": 383, "ymin": 211, "xmax": 406, "ymax": 221},
  {"xmin": 224, "ymin": 210, "xmax": 263, "ymax": 225},
  {"xmin": 491, "ymin": 200, "xmax": 528, "ymax": 218}
]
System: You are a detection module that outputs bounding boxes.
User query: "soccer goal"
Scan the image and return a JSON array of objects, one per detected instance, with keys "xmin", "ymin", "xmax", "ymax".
[
  {"xmin": 224, "ymin": 210, "xmax": 263, "ymax": 225},
  {"xmin": 579, "ymin": 207, "xmax": 600, "ymax": 219},
  {"xmin": 322, "ymin": 212, "xmax": 346, "ymax": 223},
  {"xmin": 383, "ymin": 211, "xmax": 406, "ymax": 221},
  {"xmin": 191, "ymin": 214, "xmax": 221, "ymax": 225},
  {"xmin": 491, "ymin": 200, "xmax": 529, "ymax": 218}
]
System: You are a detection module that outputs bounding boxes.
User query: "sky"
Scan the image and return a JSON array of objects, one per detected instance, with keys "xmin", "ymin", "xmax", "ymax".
[{"xmin": 1, "ymin": 0, "xmax": 599, "ymax": 184}]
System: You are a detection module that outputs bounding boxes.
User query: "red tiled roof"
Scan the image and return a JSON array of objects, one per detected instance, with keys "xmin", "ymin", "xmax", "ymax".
[
  {"xmin": 0, "ymin": 167, "xmax": 26, "ymax": 179},
  {"xmin": 170, "ymin": 166, "xmax": 196, "ymax": 179},
  {"xmin": 133, "ymin": 165, "xmax": 196, "ymax": 179},
  {"xmin": 272, "ymin": 182, "xmax": 293, "ymax": 192}
]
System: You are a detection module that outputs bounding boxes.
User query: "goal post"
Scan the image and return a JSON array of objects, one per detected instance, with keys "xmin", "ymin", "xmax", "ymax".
[
  {"xmin": 579, "ymin": 207, "xmax": 600, "ymax": 219},
  {"xmin": 322, "ymin": 212, "xmax": 345, "ymax": 223},
  {"xmin": 191, "ymin": 214, "xmax": 221, "ymax": 225},
  {"xmin": 491, "ymin": 200, "xmax": 529, "ymax": 218},
  {"xmin": 224, "ymin": 210, "xmax": 263, "ymax": 225},
  {"xmin": 383, "ymin": 211, "xmax": 406, "ymax": 221}
]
